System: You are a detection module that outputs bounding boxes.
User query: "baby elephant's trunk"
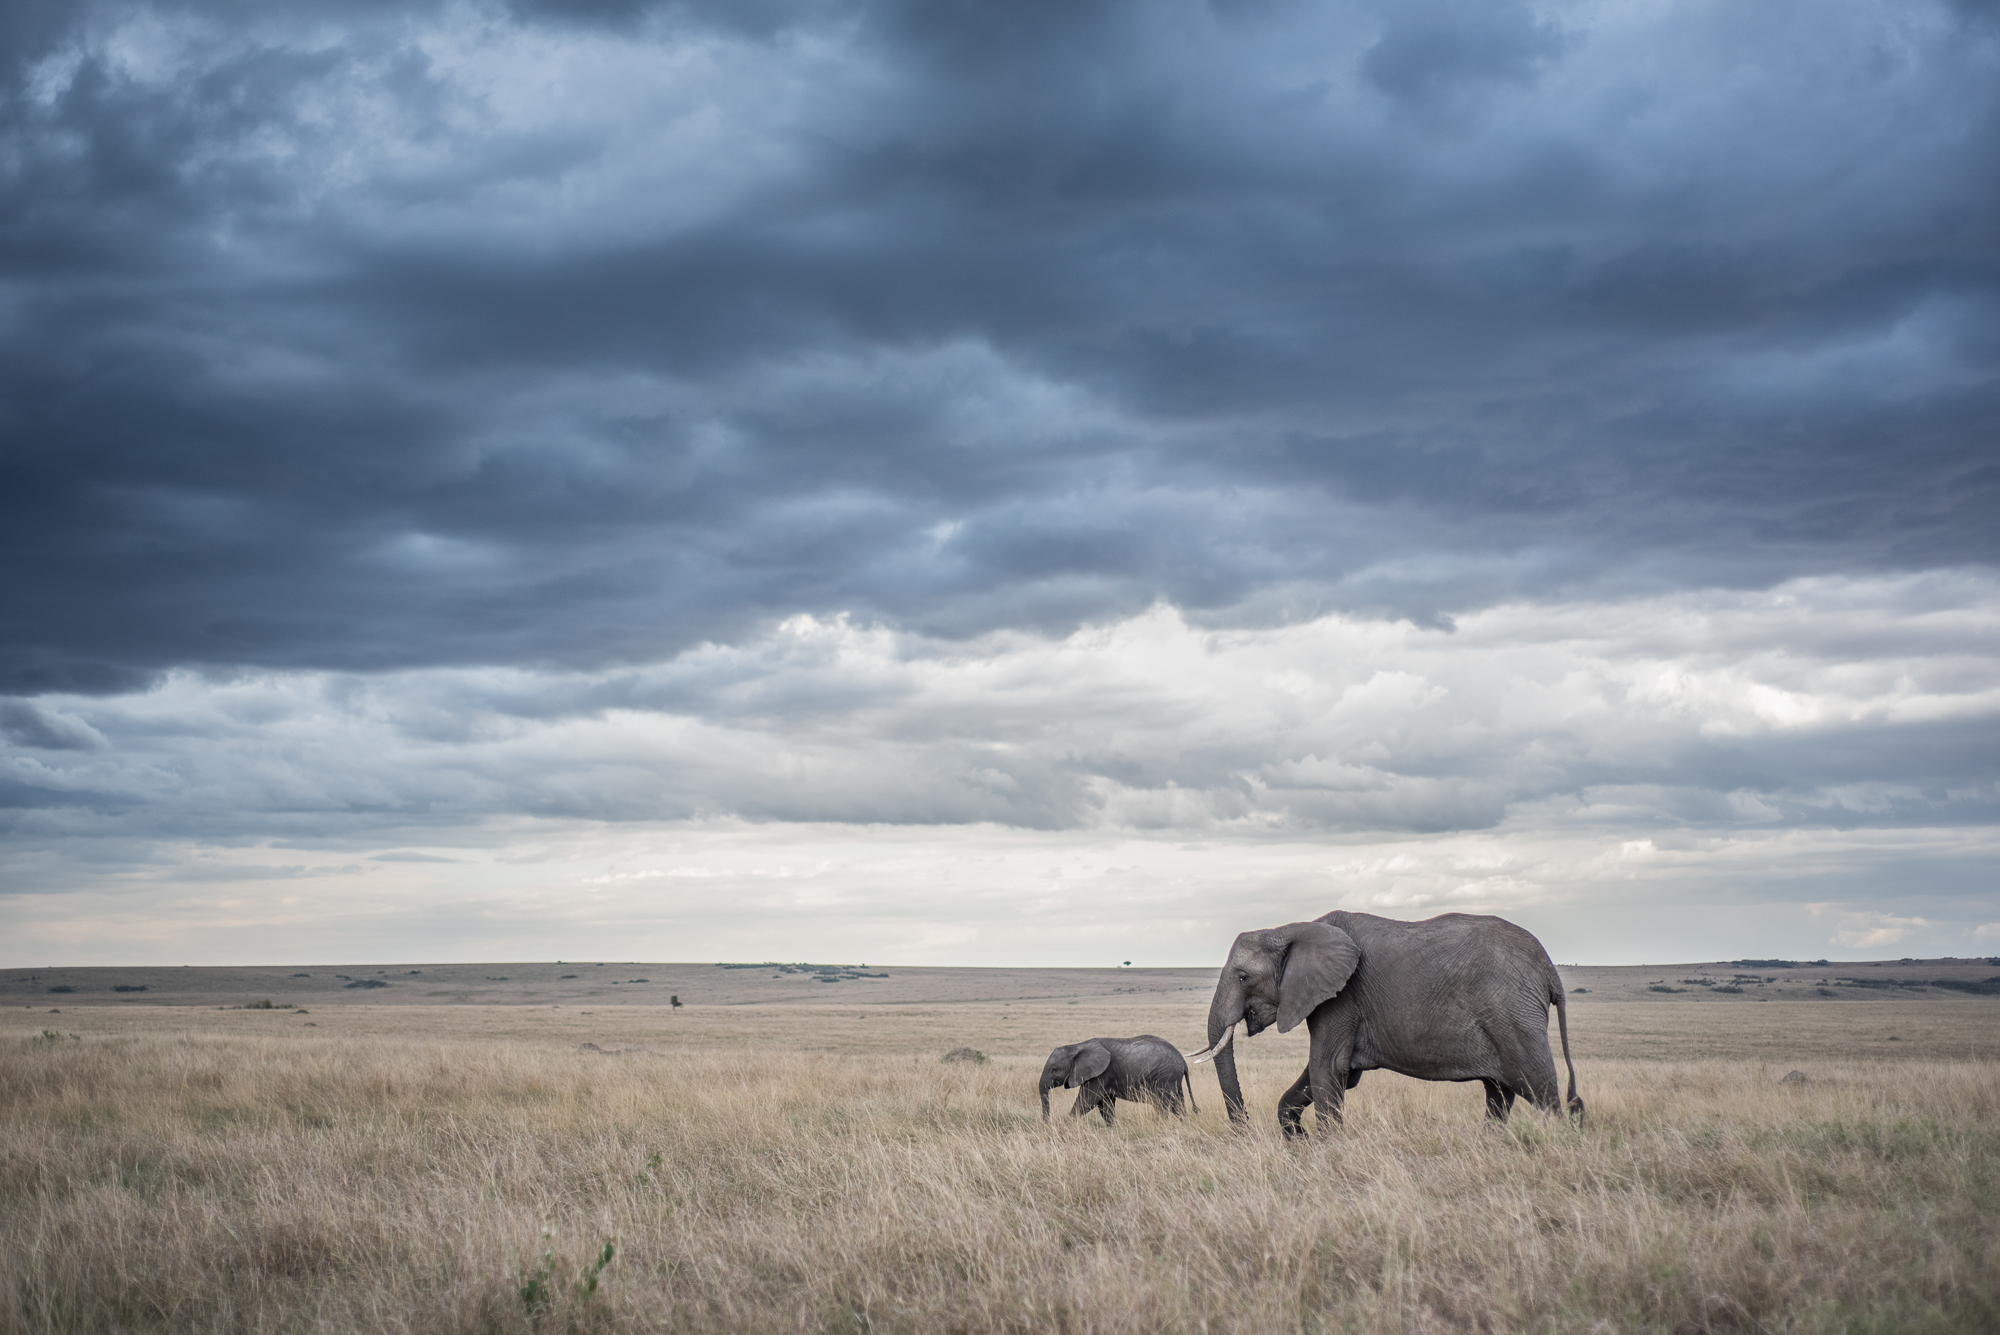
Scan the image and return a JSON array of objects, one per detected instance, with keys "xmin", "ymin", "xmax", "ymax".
[{"xmin": 1038, "ymin": 1069, "xmax": 1057, "ymax": 1121}]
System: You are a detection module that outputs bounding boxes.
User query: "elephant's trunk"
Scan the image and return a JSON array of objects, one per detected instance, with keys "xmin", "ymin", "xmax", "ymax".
[
  {"xmin": 1203, "ymin": 982, "xmax": 1249, "ymax": 1125},
  {"xmin": 1038, "ymin": 1068, "xmax": 1056, "ymax": 1122}
]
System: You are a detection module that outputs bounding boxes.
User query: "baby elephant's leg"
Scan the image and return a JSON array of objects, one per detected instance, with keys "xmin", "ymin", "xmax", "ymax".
[{"xmin": 1070, "ymin": 1082, "xmax": 1115, "ymax": 1124}]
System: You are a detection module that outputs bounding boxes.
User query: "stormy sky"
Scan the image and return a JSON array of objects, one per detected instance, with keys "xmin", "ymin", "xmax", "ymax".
[{"xmin": 3, "ymin": 0, "xmax": 1997, "ymax": 966}]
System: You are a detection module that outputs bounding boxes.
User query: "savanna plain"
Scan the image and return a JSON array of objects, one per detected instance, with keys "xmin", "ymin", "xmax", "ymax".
[{"xmin": 3, "ymin": 961, "xmax": 1998, "ymax": 1334}]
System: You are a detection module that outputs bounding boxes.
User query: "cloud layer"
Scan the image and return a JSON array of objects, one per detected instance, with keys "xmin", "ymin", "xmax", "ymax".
[
  {"xmin": 4, "ymin": 574, "xmax": 1996, "ymax": 962},
  {"xmin": 4, "ymin": 0, "xmax": 1996, "ymax": 691},
  {"xmin": 2, "ymin": 0, "xmax": 1996, "ymax": 961},
  {"xmin": 6, "ymin": 573, "xmax": 2000, "ymax": 834}
]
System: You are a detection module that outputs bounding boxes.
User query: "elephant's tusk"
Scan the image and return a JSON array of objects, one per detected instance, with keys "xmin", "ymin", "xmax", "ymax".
[{"xmin": 1184, "ymin": 1026, "xmax": 1235, "ymax": 1065}]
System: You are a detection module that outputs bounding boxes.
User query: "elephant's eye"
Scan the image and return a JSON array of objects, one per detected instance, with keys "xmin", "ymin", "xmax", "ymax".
[{"xmin": 1236, "ymin": 971, "xmax": 1248, "ymax": 982}]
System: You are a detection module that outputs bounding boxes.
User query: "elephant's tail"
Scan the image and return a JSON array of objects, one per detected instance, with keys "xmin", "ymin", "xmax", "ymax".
[
  {"xmin": 1184, "ymin": 1069, "xmax": 1198, "ymax": 1116},
  {"xmin": 1552, "ymin": 977, "xmax": 1584, "ymax": 1126}
]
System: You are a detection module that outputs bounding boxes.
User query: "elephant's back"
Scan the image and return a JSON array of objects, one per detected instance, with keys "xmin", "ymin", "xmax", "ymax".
[
  {"xmin": 1328, "ymin": 912, "xmax": 1559, "ymax": 983},
  {"xmin": 1117, "ymin": 1035, "xmax": 1189, "ymax": 1067}
]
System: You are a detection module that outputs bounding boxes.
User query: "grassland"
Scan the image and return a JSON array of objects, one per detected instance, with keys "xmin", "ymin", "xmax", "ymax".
[{"xmin": 3, "ymin": 984, "xmax": 1997, "ymax": 1333}]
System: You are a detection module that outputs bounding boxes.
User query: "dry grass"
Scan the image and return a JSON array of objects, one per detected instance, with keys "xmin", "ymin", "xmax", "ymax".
[{"xmin": 3, "ymin": 1004, "xmax": 1997, "ymax": 1333}]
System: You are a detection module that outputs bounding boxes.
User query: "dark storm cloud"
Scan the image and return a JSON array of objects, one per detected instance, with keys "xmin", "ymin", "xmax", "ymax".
[{"xmin": 2, "ymin": 0, "xmax": 1997, "ymax": 690}]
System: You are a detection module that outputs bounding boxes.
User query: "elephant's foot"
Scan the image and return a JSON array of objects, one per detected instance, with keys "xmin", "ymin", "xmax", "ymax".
[{"xmin": 1276, "ymin": 1068, "xmax": 1314, "ymax": 1140}]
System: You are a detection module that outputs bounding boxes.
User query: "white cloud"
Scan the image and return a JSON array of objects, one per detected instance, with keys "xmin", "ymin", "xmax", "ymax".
[
  {"xmin": 1811, "ymin": 906, "xmax": 1934, "ymax": 951},
  {"xmin": 12, "ymin": 570, "xmax": 1996, "ymax": 832},
  {"xmin": 4, "ymin": 571, "xmax": 1996, "ymax": 964}
]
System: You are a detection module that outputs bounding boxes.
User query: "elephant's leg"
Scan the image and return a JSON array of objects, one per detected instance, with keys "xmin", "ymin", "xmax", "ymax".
[
  {"xmin": 1072, "ymin": 1079, "xmax": 1115, "ymax": 1125},
  {"xmin": 1517, "ymin": 1049, "xmax": 1563, "ymax": 1116},
  {"xmin": 1481, "ymin": 1078, "xmax": 1515, "ymax": 1122},
  {"xmin": 1307, "ymin": 1054, "xmax": 1347, "ymax": 1134},
  {"xmin": 1304, "ymin": 1014, "xmax": 1351, "ymax": 1135},
  {"xmin": 1276, "ymin": 1067, "xmax": 1313, "ymax": 1140}
]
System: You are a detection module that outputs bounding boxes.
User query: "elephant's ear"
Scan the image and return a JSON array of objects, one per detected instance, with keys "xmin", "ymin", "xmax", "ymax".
[
  {"xmin": 1277, "ymin": 921, "xmax": 1361, "ymax": 1033},
  {"xmin": 1068, "ymin": 1041, "xmax": 1112, "ymax": 1087}
]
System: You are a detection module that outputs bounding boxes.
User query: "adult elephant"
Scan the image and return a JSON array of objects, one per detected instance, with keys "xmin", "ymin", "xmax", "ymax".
[{"xmin": 1186, "ymin": 911, "xmax": 1582, "ymax": 1137}]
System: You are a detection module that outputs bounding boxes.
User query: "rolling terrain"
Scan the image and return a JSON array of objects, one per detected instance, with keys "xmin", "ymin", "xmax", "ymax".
[{"xmin": 7, "ymin": 953, "xmax": 1998, "ymax": 1010}]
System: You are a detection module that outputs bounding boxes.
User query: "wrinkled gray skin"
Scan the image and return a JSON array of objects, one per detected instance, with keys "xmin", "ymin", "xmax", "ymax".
[
  {"xmin": 1200, "ymin": 911, "xmax": 1582, "ymax": 1138},
  {"xmin": 1039, "ymin": 1035, "xmax": 1197, "ymax": 1124}
]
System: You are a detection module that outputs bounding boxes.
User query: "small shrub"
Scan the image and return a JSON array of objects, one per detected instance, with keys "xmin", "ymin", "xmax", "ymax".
[
  {"xmin": 48, "ymin": 986, "xmax": 73, "ymax": 994},
  {"xmin": 113, "ymin": 984, "xmax": 148, "ymax": 993},
  {"xmin": 344, "ymin": 979, "xmax": 389, "ymax": 990}
]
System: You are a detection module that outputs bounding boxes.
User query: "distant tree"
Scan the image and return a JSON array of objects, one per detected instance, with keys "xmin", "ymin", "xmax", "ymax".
[{"xmin": 670, "ymin": 995, "xmax": 683, "ymax": 1011}]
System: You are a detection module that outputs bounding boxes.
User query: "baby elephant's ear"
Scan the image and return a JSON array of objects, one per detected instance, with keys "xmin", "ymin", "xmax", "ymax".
[
  {"xmin": 1277, "ymin": 921, "xmax": 1361, "ymax": 1033},
  {"xmin": 1068, "ymin": 1041, "xmax": 1112, "ymax": 1087}
]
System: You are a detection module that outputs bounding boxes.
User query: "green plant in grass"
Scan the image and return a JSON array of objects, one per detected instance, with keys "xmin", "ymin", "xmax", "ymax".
[
  {"xmin": 519, "ymin": 1236, "xmax": 616, "ymax": 1322},
  {"xmin": 579, "ymin": 1242, "xmax": 615, "ymax": 1299},
  {"xmin": 518, "ymin": 1247, "xmax": 556, "ymax": 1318}
]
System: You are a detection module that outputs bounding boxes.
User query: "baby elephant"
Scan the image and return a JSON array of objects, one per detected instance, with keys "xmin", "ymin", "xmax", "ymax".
[{"xmin": 1039, "ymin": 1035, "xmax": 1197, "ymax": 1124}]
